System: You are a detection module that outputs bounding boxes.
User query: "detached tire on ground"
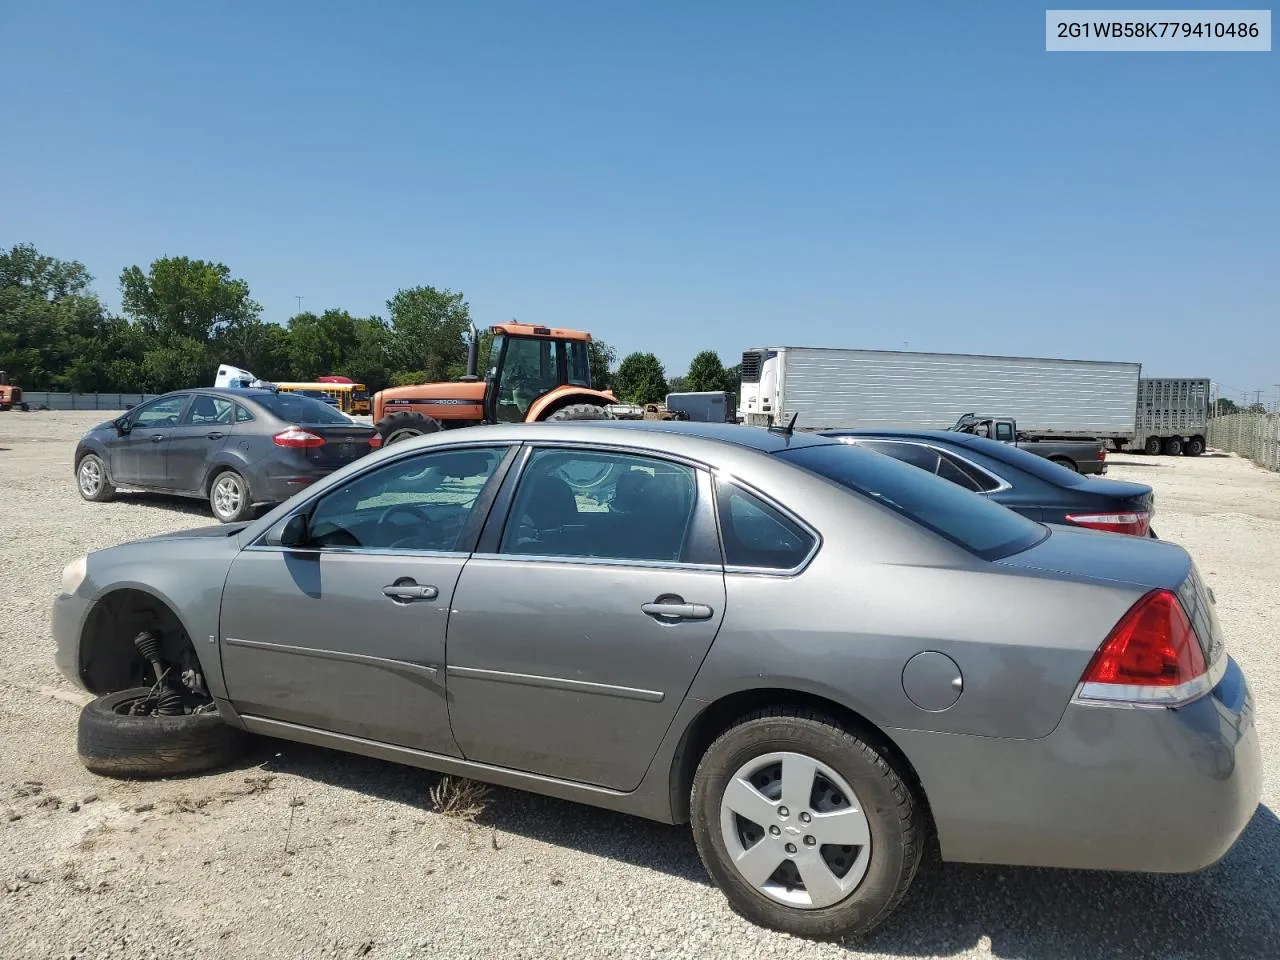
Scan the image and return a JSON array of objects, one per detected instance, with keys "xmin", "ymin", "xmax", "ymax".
[
  {"xmin": 376, "ymin": 411, "xmax": 442, "ymax": 445},
  {"xmin": 77, "ymin": 688, "xmax": 249, "ymax": 778},
  {"xmin": 545, "ymin": 404, "xmax": 615, "ymax": 422},
  {"xmin": 690, "ymin": 708, "xmax": 924, "ymax": 940}
]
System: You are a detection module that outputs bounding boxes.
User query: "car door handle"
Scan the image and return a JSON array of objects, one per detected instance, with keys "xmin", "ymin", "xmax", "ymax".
[
  {"xmin": 151, "ymin": 434, "xmax": 165, "ymax": 443},
  {"xmin": 641, "ymin": 601, "xmax": 714, "ymax": 621},
  {"xmin": 382, "ymin": 583, "xmax": 438, "ymax": 602},
  {"xmin": 206, "ymin": 431, "xmax": 224, "ymax": 440}
]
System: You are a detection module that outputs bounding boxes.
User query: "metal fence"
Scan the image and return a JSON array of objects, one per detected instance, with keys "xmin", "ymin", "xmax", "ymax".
[
  {"xmin": 1208, "ymin": 412, "xmax": 1280, "ymax": 472},
  {"xmin": 19, "ymin": 391, "xmax": 160, "ymax": 411}
]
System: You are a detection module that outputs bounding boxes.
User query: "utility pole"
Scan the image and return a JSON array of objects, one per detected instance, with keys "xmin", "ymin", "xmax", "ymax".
[
  {"xmin": 295, "ymin": 295, "xmax": 304, "ymax": 314},
  {"xmin": 1254, "ymin": 389, "xmax": 1264, "ymax": 408},
  {"xmin": 1273, "ymin": 384, "xmax": 1280, "ymax": 413}
]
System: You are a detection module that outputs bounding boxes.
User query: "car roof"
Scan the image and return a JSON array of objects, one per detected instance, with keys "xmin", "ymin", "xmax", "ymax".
[
  {"xmin": 821, "ymin": 428, "xmax": 970, "ymax": 445},
  {"xmin": 563, "ymin": 419, "xmax": 839, "ymax": 453}
]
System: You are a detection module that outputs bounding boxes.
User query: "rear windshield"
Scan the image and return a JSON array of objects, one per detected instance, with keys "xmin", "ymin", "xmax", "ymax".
[
  {"xmin": 777, "ymin": 443, "xmax": 1047, "ymax": 560},
  {"xmin": 948, "ymin": 434, "xmax": 1090, "ymax": 487},
  {"xmin": 249, "ymin": 392, "xmax": 352, "ymax": 424}
]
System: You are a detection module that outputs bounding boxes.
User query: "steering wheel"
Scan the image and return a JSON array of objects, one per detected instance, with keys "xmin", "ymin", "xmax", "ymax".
[{"xmin": 377, "ymin": 504, "xmax": 434, "ymax": 531}]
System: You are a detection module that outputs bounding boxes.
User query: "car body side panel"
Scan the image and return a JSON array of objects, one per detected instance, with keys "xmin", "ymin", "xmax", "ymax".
[
  {"xmin": 890, "ymin": 657, "xmax": 1260, "ymax": 870},
  {"xmin": 53, "ymin": 536, "xmax": 242, "ymax": 700}
]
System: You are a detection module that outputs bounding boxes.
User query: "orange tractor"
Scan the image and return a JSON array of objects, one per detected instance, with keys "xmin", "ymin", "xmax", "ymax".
[
  {"xmin": 372, "ymin": 323, "xmax": 617, "ymax": 445},
  {"xmin": 0, "ymin": 371, "xmax": 27, "ymax": 412}
]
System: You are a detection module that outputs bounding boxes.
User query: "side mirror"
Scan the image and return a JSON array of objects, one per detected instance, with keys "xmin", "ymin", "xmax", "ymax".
[
  {"xmin": 114, "ymin": 417, "xmax": 132, "ymax": 435},
  {"xmin": 266, "ymin": 513, "xmax": 311, "ymax": 549}
]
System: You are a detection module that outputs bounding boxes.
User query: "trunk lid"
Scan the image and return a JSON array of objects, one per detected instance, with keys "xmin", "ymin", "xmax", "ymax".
[
  {"xmin": 293, "ymin": 424, "xmax": 378, "ymax": 468},
  {"xmin": 1076, "ymin": 475, "xmax": 1154, "ymax": 513}
]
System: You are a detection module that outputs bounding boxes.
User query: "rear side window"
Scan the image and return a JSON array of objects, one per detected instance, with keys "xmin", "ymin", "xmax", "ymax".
[
  {"xmin": 777, "ymin": 443, "xmax": 1045, "ymax": 560},
  {"xmin": 234, "ymin": 404, "xmax": 254, "ymax": 423},
  {"xmin": 250, "ymin": 392, "xmax": 351, "ymax": 424},
  {"xmin": 716, "ymin": 480, "xmax": 815, "ymax": 572},
  {"xmin": 846, "ymin": 439, "xmax": 992, "ymax": 494}
]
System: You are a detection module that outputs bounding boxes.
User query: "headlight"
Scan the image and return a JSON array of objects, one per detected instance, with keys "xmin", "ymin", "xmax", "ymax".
[{"xmin": 61, "ymin": 555, "xmax": 87, "ymax": 595}]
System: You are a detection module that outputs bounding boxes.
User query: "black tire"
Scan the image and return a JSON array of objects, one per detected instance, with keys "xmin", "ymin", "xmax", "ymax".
[
  {"xmin": 544, "ymin": 403, "xmax": 615, "ymax": 422},
  {"xmin": 1163, "ymin": 436, "xmax": 1184, "ymax": 456},
  {"xmin": 75, "ymin": 453, "xmax": 116, "ymax": 502},
  {"xmin": 690, "ymin": 708, "xmax": 923, "ymax": 940},
  {"xmin": 208, "ymin": 469, "xmax": 255, "ymax": 523},
  {"xmin": 1185, "ymin": 436, "xmax": 1205, "ymax": 457},
  {"xmin": 376, "ymin": 411, "xmax": 442, "ymax": 445},
  {"xmin": 1143, "ymin": 436, "xmax": 1163, "ymax": 456},
  {"xmin": 19, "ymin": 401, "xmax": 29, "ymax": 412},
  {"xmin": 77, "ymin": 688, "xmax": 249, "ymax": 778},
  {"xmin": 1049, "ymin": 456, "xmax": 1078, "ymax": 472}
]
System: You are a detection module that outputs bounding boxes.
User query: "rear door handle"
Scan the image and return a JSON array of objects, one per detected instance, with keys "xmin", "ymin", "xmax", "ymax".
[
  {"xmin": 151, "ymin": 434, "xmax": 165, "ymax": 443},
  {"xmin": 641, "ymin": 601, "xmax": 714, "ymax": 621},
  {"xmin": 207, "ymin": 431, "xmax": 224, "ymax": 440},
  {"xmin": 382, "ymin": 583, "xmax": 439, "ymax": 602}
]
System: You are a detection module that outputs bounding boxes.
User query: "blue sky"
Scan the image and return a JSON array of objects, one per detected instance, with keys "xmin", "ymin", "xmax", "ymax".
[{"xmin": 2, "ymin": 2, "xmax": 1276, "ymax": 398}]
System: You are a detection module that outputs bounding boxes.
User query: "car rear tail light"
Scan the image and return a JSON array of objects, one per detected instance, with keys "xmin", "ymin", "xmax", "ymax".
[
  {"xmin": 273, "ymin": 426, "xmax": 326, "ymax": 448},
  {"xmin": 368, "ymin": 434, "xmax": 383, "ymax": 449},
  {"xmin": 1076, "ymin": 589, "xmax": 1211, "ymax": 706},
  {"xmin": 1064, "ymin": 511, "xmax": 1149, "ymax": 537},
  {"xmin": 1096, "ymin": 448, "xmax": 1107, "ymax": 460}
]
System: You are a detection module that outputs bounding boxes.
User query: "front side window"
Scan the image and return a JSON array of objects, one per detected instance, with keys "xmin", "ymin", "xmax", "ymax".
[
  {"xmin": 777, "ymin": 442, "xmax": 1045, "ymax": 560},
  {"xmin": 994, "ymin": 422, "xmax": 1015, "ymax": 442},
  {"xmin": 131, "ymin": 394, "xmax": 190, "ymax": 429},
  {"xmin": 307, "ymin": 447, "xmax": 506, "ymax": 551},
  {"xmin": 716, "ymin": 480, "xmax": 815, "ymax": 571},
  {"xmin": 500, "ymin": 449, "xmax": 698, "ymax": 563}
]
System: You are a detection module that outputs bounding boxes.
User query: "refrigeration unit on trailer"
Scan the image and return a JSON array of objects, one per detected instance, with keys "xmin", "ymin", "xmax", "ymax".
[
  {"xmin": 1133, "ymin": 378, "xmax": 1211, "ymax": 456},
  {"xmin": 738, "ymin": 346, "xmax": 1141, "ymax": 443}
]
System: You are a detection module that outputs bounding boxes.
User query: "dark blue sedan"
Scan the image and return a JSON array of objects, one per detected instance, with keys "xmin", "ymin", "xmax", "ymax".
[{"xmin": 820, "ymin": 429, "xmax": 1156, "ymax": 537}]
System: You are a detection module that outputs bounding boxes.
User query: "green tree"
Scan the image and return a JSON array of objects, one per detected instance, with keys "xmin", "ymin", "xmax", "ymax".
[
  {"xmin": 119, "ymin": 256, "xmax": 260, "ymax": 341},
  {"xmin": 613, "ymin": 352, "xmax": 668, "ymax": 404},
  {"xmin": 1214, "ymin": 397, "xmax": 1239, "ymax": 416},
  {"xmin": 386, "ymin": 285, "xmax": 471, "ymax": 383},
  {"xmin": 685, "ymin": 350, "xmax": 726, "ymax": 392},
  {"xmin": 588, "ymin": 338, "xmax": 617, "ymax": 391},
  {"xmin": 285, "ymin": 309, "xmax": 363, "ymax": 379},
  {"xmin": 667, "ymin": 374, "xmax": 690, "ymax": 394},
  {"xmin": 721, "ymin": 362, "xmax": 741, "ymax": 401}
]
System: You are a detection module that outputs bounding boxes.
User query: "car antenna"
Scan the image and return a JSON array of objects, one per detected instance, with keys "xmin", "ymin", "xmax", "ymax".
[{"xmin": 768, "ymin": 412, "xmax": 799, "ymax": 436}]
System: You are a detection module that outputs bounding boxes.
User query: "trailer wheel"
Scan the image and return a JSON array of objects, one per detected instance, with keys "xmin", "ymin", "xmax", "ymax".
[
  {"xmin": 1143, "ymin": 437, "xmax": 1163, "ymax": 456},
  {"xmin": 1163, "ymin": 437, "xmax": 1184, "ymax": 456},
  {"xmin": 1184, "ymin": 437, "xmax": 1205, "ymax": 457}
]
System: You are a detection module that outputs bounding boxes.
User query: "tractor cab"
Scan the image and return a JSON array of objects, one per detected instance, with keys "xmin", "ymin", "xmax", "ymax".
[{"xmin": 483, "ymin": 324, "xmax": 595, "ymax": 423}]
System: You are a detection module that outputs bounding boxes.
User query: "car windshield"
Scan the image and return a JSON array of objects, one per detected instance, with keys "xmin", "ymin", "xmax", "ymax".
[
  {"xmin": 948, "ymin": 434, "xmax": 1091, "ymax": 487},
  {"xmin": 776, "ymin": 442, "xmax": 1047, "ymax": 560},
  {"xmin": 250, "ymin": 392, "xmax": 351, "ymax": 424}
]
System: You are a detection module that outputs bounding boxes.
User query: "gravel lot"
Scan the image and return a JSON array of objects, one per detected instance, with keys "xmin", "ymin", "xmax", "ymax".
[{"xmin": 2, "ymin": 411, "xmax": 1277, "ymax": 960}]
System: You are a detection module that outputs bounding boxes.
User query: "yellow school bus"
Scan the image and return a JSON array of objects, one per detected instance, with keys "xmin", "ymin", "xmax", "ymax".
[{"xmin": 273, "ymin": 381, "xmax": 370, "ymax": 415}]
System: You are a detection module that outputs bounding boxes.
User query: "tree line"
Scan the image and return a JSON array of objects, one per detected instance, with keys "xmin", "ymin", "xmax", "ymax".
[{"xmin": 0, "ymin": 242, "xmax": 739, "ymax": 406}]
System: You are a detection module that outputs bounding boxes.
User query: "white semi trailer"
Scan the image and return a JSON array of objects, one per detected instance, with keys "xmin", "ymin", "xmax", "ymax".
[{"xmin": 738, "ymin": 346, "xmax": 1142, "ymax": 446}]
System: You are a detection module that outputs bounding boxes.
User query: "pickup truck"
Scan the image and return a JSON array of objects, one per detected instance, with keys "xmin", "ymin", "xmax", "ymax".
[{"xmin": 950, "ymin": 414, "xmax": 1107, "ymax": 474}]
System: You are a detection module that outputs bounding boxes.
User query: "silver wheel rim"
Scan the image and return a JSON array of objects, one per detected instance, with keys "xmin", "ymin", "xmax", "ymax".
[
  {"xmin": 78, "ymin": 459, "xmax": 101, "ymax": 497},
  {"xmin": 212, "ymin": 475, "xmax": 243, "ymax": 518},
  {"xmin": 719, "ymin": 751, "xmax": 871, "ymax": 909}
]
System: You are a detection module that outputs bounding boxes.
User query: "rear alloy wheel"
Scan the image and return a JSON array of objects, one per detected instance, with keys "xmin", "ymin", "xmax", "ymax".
[
  {"xmin": 1184, "ymin": 437, "xmax": 1205, "ymax": 457},
  {"xmin": 1163, "ymin": 437, "xmax": 1184, "ymax": 456},
  {"xmin": 209, "ymin": 470, "xmax": 253, "ymax": 523},
  {"xmin": 376, "ymin": 411, "xmax": 442, "ymax": 446},
  {"xmin": 544, "ymin": 403, "xmax": 615, "ymax": 422},
  {"xmin": 1143, "ymin": 436, "xmax": 1163, "ymax": 456},
  {"xmin": 691, "ymin": 709, "xmax": 923, "ymax": 940},
  {"xmin": 76, "ymin": 454, "xmax": 116, "ymax": 502},
  {"xmin": 78, "ymin": 687, "xmax": 248, "ymax": 778}
]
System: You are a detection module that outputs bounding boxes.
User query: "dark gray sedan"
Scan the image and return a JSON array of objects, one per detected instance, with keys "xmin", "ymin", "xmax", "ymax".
[
  {"xmin": 73, "ymin": 388, "xmax": 380, "ymax": 522},
  {"xmin": 52, "ymin": 420, "xmax": 1260, "ymax": 939}
]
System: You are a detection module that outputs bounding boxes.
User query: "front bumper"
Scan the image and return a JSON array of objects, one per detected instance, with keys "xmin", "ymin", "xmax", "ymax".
[
  {"xmin": 893, "ymin": 656, "xmax": 1260, "ymax": 873},
  {"xmin": 52, "ymin": 590, "xmax": 95, "ymax": 690}
]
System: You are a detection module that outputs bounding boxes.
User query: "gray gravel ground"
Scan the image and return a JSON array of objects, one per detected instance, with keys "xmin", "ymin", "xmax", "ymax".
[{"xmin": 2, "ymin": 411, "xmax": 1277, "ymax": 960}]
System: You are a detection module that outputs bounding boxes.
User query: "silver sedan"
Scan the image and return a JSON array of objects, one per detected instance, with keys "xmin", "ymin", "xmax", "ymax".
[{"xmin": 52, "ymin": 420, "xmax": 1260, "ymax": 939}]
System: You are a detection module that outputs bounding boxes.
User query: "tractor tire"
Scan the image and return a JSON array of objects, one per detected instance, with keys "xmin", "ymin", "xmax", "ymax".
[
  {"xmin": 376, "ymin": 411, "xmax": 442, "ymax": 446},
  {"xmin": 1163, "ymin": 436, "xmax": 1184, "ymax": 456},
  {"xmin": 544, "ymin": 404, "xmax": 615, "ymax": 422},
  {"xmin": 1184, "ymin": 436, "xmax": 1205, "ymax": 457},
  {"xmin": 1143, "ymin": 436, "xmax": 1163, "ymax": 456},
  {"xmin": 78, "ymin": 688, "xmax": 249, "ymax": 779}
]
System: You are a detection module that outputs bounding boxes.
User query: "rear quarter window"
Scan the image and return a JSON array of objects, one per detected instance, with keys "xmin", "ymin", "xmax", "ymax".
[{"xmin": 777, "ymin": 443, "xmax": 1046, "ymax": 560}]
